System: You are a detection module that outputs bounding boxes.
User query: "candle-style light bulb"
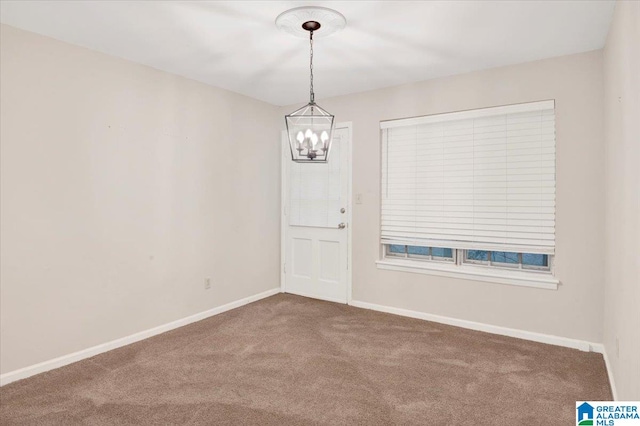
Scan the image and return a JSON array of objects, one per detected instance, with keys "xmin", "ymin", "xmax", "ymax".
[
  {"xmin": 320, "ymin": 131, "xmax": 329, "ymax": 150},
  {"xmin": 305, "ymin": 129, "xmax": 313, "ymax": 139},
  {"xmin": 310, "ymin": 133, "xmax": 319, "ymax": 150},
  {"xmin": 296, "ymin": 131, "xmax": 304, "ymax": 152}
]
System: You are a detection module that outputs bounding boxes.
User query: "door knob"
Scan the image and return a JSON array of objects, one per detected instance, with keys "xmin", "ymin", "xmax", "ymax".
[
  {"xmin": 338, "ymin": 223, "xmax": 346, "ymax": 229},
  {"xmin": 340, "ymin": 208, "xmax": 346, "ymax": 213}
]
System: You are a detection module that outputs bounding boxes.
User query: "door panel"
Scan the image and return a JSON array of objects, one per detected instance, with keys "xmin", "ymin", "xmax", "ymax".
[
  {"xmin": 283, "ymin": 127, "xmax": 349, "ymax": 303},
  {"xmin": 318, "ymin": 240, "xmax": 340, "ymax": 281},
  {"xmin": 292, "ymin": 238, "xmax": 313, "ymax": 278}
]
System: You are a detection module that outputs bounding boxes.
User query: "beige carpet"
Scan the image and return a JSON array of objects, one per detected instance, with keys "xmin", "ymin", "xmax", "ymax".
[{"xmin": 0, "ymin": 293, "xmax": 611, "ymax": 425}]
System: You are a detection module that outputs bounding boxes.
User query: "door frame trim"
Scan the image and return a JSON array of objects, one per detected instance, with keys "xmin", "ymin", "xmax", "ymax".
[{"xmin": 280, "ymin": 122, "xmax": 353, "ymax": 303}]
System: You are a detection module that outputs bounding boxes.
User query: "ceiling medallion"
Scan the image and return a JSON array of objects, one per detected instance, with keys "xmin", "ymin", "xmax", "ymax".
[{"xmin": 276, "ymin": 6, "xmax": 346, "ymax": 39}]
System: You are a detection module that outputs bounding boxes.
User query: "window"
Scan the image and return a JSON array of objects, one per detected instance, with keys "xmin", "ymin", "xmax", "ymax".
[
  {"xmin": 288, "ymin": 137, "xmax": 342, "ymax": 227},
  {"xmin": 378, "ymin": 101, "xmax": 557, "ymax": 288},
  {"xmin": 462, "ymin": 250, "xmax": 549, "ymax": 271},
  {"xmin": 387, "ymin": 245, "xmax": 454, "ymax": 262}
]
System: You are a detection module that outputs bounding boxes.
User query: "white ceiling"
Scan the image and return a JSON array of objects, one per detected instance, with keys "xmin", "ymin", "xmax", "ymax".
[{"xmin": 0, "ymin": 1, "xmax": 615, "ymax": 106}]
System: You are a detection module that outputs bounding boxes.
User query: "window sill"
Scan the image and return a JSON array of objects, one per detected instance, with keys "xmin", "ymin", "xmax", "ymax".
[{"xmin": 375, "ymin": 259, "xmax": 559, "ymax": 290}]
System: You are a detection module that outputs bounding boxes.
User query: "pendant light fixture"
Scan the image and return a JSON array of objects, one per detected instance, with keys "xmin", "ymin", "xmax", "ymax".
[{"xmin": 276, "ymin": 7, "xmax": 346, "ymax": 163}]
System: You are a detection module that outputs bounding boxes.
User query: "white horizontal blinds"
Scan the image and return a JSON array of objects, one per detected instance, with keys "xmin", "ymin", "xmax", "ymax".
[
  {"xmin": 381, "ymin": 101, "xmax": 555, "ymax": 254},
  {"xmin": 289, "ymin": 134, "xmax": 342, "ymax": 227}
]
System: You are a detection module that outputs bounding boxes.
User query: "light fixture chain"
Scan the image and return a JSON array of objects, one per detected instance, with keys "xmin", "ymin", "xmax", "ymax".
[{"xmin": 309, "ymin": 31, "xmax": 314, "ymax": 103}]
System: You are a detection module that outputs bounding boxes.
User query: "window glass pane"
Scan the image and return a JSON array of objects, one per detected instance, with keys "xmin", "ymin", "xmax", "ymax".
[
  {"xmin": 407, "ymin": 246, "xmax": 430, "ymax": 256},
  {"xmin": 289, "ymin": 140, "xmax": 341, "ymax": 227},
  {"xmin": 492, "ymin": 251, "xmax": 519, "ymax": 264},
  {"xmin": 466, "ymin": 250, "xmax": 488, "ymax": 261},
  {"xmin": 432, "ymin": 248, "xmax": 453, "ymax": 258},
  {"xmin": 389, "ymin": 245, "xmax": 406, "ymax": 254},
  {"xmin": 522, "ymin": 253, "xmax": 548, "ymax": 267}
]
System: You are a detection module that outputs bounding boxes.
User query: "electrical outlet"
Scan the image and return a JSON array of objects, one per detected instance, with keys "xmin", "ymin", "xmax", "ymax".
[{"xmin": 205, "ymin": 278, "xmax": 211, "ymax": 290}]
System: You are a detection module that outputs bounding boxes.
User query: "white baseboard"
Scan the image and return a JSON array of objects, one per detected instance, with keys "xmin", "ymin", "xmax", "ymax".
[
  {"xmin": 352, "ymin": 299, "xmax": 621, "ymax": 398},
  {"xmin": 0, "ymin": 287, "xmax": 281, "ymax": 387},
  {"xmin": 349, "ymin": 300, "xmax": 604, "ymax": 353},
  {"xmin": 3, "ymin": 290, "xmax": 616, "ymax": 397},
  {"xmin": 601, "ymin": 348, "xmax": 619, "ymax": 400}
]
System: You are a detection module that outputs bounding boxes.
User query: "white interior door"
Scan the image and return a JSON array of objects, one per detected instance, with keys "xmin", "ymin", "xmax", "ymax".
[{"xmin": 282, "ymin": 126, "xmax": 350, "ymax": 303}]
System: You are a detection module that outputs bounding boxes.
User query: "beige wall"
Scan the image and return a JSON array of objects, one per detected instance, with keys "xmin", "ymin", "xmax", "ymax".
[
  {"xmin": 0, "ymin": 24, "xmax": 281, "ymax": 374},
  {"xmin": 282, "ymin": 50, "xmax": 606, "ymax": 343},
  {"xmin": 603, "ymin": 1, "xmax": 640, "ymax": 400},
  {"xmin": 2, "ymin": 15, "xmax": 625, "ymax": 386}
]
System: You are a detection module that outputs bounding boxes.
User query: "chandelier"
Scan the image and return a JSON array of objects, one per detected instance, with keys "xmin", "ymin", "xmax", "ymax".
[{"xmin": 276, "ymin": 7, "xmax": 346, "ymax": 163}]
